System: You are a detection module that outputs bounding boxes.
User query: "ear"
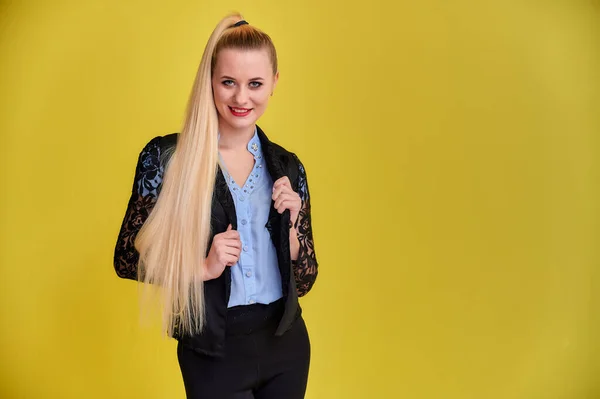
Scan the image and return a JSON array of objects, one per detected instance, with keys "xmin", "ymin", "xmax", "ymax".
[{"xmin": 272, "ymin": 71, "xmax": 279, "ymax": 94}]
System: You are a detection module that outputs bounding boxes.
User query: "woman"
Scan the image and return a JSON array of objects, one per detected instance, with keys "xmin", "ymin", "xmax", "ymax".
[{"xmin": 113, "ymin": 13, "xmax": 318, "ymax": 399}]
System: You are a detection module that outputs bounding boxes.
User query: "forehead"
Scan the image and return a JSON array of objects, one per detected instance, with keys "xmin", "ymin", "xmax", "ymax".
[{"xmin": 213, "ymin": 48, "xmax": 272, "ymax": 78}]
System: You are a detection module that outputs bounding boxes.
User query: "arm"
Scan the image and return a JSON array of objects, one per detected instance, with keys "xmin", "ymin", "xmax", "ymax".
[
  {"xmin": 113, "ymin": 137, "xmax": 163, "ymax": 280},
  {"xmin": 290, "ymin": 154, "xmax": 319, "ymax": 297}
]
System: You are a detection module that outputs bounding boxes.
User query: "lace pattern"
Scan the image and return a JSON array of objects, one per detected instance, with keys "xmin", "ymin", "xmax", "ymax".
[
  {"xmin": 291, "ymin": 153, "xmax": 319, "ymax": 297},
  {"xmin": 113, "ymin": 137, "xmax": 163, "ymax": 280}
]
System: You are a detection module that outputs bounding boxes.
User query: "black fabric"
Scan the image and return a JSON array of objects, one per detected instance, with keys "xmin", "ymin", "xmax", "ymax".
[
  {"xmin": 177, "ymin": 301, "xmax": 310, "ymax": 399},
  {"xmin": 113, "ymin": 125, "xmax": 318, "ymax": 357}
]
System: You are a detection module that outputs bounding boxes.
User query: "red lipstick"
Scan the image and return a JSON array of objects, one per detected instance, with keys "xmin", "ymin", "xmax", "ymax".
[{"xmin": 229, "ymin": 106, "xmax": 252, "ymax": 117}]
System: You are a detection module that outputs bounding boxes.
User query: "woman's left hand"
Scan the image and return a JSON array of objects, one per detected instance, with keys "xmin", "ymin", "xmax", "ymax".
[{"xmin": 272, "ymin": 176, "xmax": 301, "ymax": 228}]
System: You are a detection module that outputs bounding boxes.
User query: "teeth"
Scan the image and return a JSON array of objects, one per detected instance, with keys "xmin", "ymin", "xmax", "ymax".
[{"xmin": 231, "ymin": 107, "xmax": 249, "ymax": 112}]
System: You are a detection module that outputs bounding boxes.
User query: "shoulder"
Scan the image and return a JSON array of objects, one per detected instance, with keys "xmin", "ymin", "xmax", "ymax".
[
  {"xmin": 140, "ymin": 133, "xmax": 178, "ymax": 151},
  {"xmin": 269, "ymin": 140, "xmax": 295, "ymax": 159},
  {"xmin": 135, "ymin": 133, "xmax": 178, "ymax": 184},
  {"xmin": 159, "ymin": 132, "xmax": 179, "ymax": 151},
  {"xmin": 134, "ymin": 134, "xmax": 177, "ymax": 197},
  {"xmin": 138, "ymin": 133, "xmax": 179, "ymax": 168},
  {"xmin": 137, "ymin": 136, "xmax": 161, "ymax": 172},
  {"xmin": 264, "ymin": 138, "xmax": 304, "ymax": 170}
]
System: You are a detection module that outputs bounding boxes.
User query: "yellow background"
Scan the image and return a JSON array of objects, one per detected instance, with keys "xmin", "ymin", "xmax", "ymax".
[{"xmin": 0, "ymin": 0, "xmax": 598, "ymax": 398}]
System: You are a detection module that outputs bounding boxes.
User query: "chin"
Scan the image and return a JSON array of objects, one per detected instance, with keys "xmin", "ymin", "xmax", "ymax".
[{"xmin": 227, "ymin": 118, "xmax": 256, "ymax": 129}]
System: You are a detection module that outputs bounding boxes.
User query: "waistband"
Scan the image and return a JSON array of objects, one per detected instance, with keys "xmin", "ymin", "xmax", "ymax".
[{"xmin": 225, "ymin": 297, "xmax": 285, "ymax": 336}]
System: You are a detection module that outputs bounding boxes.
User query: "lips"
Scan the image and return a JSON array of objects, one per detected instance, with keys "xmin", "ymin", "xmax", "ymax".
[{"xmin": 229, "ymin": 106, "xmax": 252, "ymax": 117}]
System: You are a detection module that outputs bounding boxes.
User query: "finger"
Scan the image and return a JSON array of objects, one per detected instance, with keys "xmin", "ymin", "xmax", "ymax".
[
  {"xmin": 224, "ymin": 254, "xmax": 239, "ymax": 266},
  {"xmin": 227, "ymin": 224, "xmax": 232, "ymax": 231},
  {"xmin": 275, "ymin": 191, "xmax": 295, "ymax": 203},
  {"xmin": 276, "ymin": 200, "xmax": 295, "ymax": 214},
  {"xmin": 272, "ymin": 181, "xmax": 293, "ymax": 198},
  {"xmin": 273, "ymin": 188, "xmax": 294, "ymax": 205},
  {"xmin": 222, "ymin": 229, "xmax": 240, "ymax": 239},
  {"xmin": 221, "ymin": 250, "xmax": 239, "ymax": 262},
  {"xmin": 274, "ymin": 196, "xmax": 286, "ymax": 210},
  {"xmin": 222, "ymin": 246, "xmax": 241, "ymax": 257},
  {"xmin": 286, "ymin": 199, "xmax": 301, "ymax": 212},
  {"xmin": 222, "ymin": 239, "xmax": 242, "ymax": 251},
  {"xmin": 273, "ymin": 177, "xmax": 291, "ymax": 193},
  {"xmin": 271, "ymin": 185, "xmax": 284, "ymax": 201},
  {"xmin": 218, "ymin": 238, "xmax": 242, "ymax": 249},
  {"xmin": 275, "ymin": 194, "xmax": 299, "ymax": 210},
  {"xmin": 273, "ymin": 176, "xmax": 291, "ymax": 188}
]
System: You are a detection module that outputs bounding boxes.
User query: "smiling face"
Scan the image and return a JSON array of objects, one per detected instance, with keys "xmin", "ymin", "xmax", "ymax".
[{"xmin": 211, "ymin": 48, "xmax": 278, "ymax": 135}]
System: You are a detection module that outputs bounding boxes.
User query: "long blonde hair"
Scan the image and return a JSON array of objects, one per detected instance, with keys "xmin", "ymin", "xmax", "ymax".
[{"xmin": 134, "ymin": 13, "xmax": 278, "ymax": 337}]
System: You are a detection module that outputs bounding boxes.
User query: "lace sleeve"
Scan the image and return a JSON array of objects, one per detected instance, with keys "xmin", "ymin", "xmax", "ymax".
[
  {"xmin": 113, "ymin": 137, "xmax": 164, "ymax": 280},
  {"xmin": 291, "ymin": 154, "xmax": 319, "ymax": 297}
]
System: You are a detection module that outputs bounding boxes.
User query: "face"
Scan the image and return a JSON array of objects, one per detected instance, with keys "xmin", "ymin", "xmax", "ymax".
[{"xmin": 212, "ymin": 48, "xmax": 278, "ymax": 134}]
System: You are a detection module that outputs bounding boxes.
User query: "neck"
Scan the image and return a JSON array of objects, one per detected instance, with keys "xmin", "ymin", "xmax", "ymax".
[{"xmin": 218, "ymin": 123, "xmax": 255, "ymax": 151}]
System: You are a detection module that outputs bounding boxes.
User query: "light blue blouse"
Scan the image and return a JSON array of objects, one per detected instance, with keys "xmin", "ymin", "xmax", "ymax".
[{"xmin": 219, "ymin": 129, "xmax": 283, "ymax": 308}]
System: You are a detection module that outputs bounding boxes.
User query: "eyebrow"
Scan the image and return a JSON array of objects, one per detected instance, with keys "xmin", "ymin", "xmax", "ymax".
[{"xmin": 220, "ymin": 75, "xmax": 265, "ymax": 81}]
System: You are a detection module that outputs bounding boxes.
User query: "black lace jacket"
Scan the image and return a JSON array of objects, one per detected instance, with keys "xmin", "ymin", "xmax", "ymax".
[{"xmin": 114, "ymin": 127, "xmax": 318, "ymax": 299}]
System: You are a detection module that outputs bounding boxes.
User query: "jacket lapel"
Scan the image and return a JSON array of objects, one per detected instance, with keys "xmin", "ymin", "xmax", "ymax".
[
  {"xmin": 214, "ymin": 166, "xmax": 237, "ymax": 230},
  {"xmin": 257, "ymin": 126, "xmax": 291, "ymax": 234}
]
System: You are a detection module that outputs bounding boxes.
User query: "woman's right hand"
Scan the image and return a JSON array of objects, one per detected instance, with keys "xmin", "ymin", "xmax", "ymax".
[{"xmin": 203, "ymin": 224, "xmax": 241, "ymax": 281}]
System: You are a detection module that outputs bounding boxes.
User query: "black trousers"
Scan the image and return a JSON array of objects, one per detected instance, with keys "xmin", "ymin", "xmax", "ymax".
[{"xmin": 177, "ymin": 299, "xmax": 311, "ymax": 399}]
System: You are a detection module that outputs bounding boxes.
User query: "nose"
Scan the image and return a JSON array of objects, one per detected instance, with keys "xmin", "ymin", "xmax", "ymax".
[{"xmin": 233, "ymin": 87, "xmax": 249, "ymax": 105}]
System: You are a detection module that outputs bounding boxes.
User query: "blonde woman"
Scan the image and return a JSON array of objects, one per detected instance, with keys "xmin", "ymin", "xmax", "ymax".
[{"xmin": 113, "ymin": 13, "xmax": 318, "ymax": 399}]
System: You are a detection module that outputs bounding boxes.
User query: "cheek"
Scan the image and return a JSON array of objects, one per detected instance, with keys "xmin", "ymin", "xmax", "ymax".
[
  {"xmin": 252, "ymin": 92, "xmax": 271, "ymax": 108},
  {"xmin": 212, "ymin": 84, "xmax": 229, "ymax": 105},
  {"xmin": 212, "ymin": 89, "xmax": 224, "ymax": 105}
]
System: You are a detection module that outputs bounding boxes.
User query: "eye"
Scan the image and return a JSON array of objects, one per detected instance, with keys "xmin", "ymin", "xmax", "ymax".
[
  {"xmin": 222, "ymin": 80, "xmax": 235, "ymax": 87},
  {"xmin": 249, "ymin": 81, "xmax": 263, "ymax": 88}
]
